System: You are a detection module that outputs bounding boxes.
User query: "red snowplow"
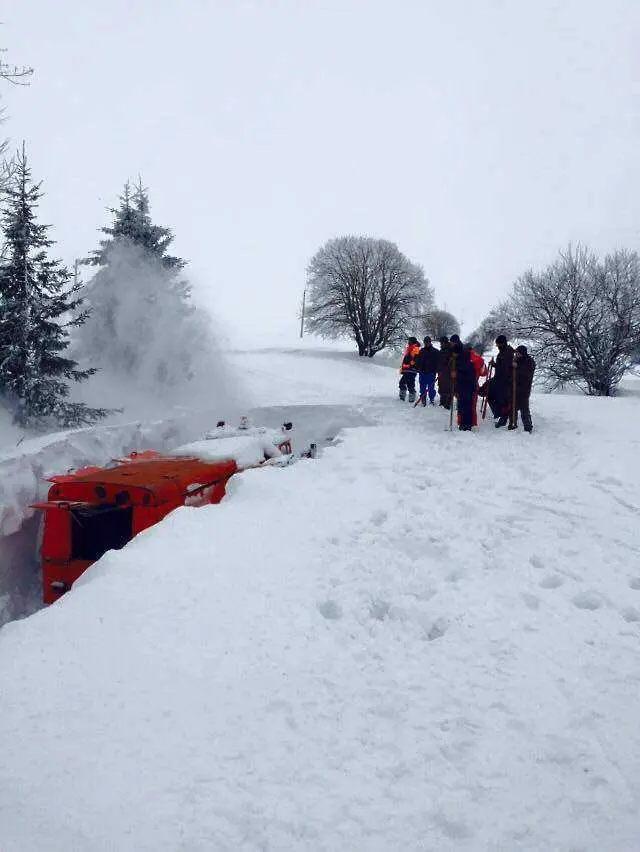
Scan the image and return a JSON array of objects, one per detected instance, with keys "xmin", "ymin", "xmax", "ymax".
[{"xmin": 33, "ymin": 423, "xmax": 293, "ymax": 604}]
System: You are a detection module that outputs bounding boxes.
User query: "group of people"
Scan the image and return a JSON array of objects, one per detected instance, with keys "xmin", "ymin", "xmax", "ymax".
[{"xmin": 398, "ymin": 334, "xmax": 536, "ymax": 432}]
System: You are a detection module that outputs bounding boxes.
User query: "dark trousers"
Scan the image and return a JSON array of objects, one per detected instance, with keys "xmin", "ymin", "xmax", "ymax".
[
  {"xmin": 418, "ymin": 371, "xmax": 437, "ymax": 403},
  {"xmin": 457, "ymin": 387, "xmax": 475, "ymax": 428},
  {"xmin": 399, "ymin": 371, "xmax": 417, "ymax": 397},
  {"xmin": 514, "ymin": 397, "xmax": 533, "ymax": 429},
  {"xmin": 438, "ymin": 375, "xmax": 452, "ymax": 409},
  {"xmin": 488, "ymin": 378, "xmax": 510, "ymax": 418}
]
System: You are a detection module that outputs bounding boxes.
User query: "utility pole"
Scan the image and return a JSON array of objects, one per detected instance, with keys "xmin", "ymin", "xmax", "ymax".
[{"xmin": 299, "ymin": 287, "xmax": 306, "ymax": 338}]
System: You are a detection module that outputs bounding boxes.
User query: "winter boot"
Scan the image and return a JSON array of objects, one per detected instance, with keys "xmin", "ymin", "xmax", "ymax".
[
  {"xmin": 495, "ymin": 416, "xmax": 508, "ymax": 429},
  {"xmin": 508, "ymin": 423, "xmax": 518, "ymax": 430},
  {"xmin": 408, "ymin": 392, "xmax": 416, "ymax": 404},
  {"xmin": 399, "ymin": 391, "xmax": 406, "ymax": 401},
  {"xmin": 524, "ymin": 424, "xmax": 533, "ymax": 433}
]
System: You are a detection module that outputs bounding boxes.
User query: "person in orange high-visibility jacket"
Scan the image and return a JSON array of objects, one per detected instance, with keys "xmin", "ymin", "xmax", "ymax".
[
  {"xmin": 457, "ymin": 345, "xmax": 487, "ymax": 427},
  {"xmin": 398, "ymin": 336, "xmax": 421, "ymax": 402}
]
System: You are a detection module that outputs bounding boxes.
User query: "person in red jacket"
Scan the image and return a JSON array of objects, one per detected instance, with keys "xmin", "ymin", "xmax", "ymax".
[
  {"xmin": 398, "ymin": 336, "xmax": 420, "ymax": 402},
  {"xmin": 470, "ymin": 346, "xmax": 487, "ymax": 427},
  {"xmin": 456, "ymin": 345, "xmax": 487, "ymax": 428}
]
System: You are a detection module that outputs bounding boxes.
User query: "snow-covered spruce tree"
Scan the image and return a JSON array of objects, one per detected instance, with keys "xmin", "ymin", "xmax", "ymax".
[
  {"xmin": 78, "ymin": 180, "xmax": 205, "ymax": 388},
  {"xmin": 305, "ymin": 236, "xmax": 433, "ymax": 356},
  {"xmin": 0, "ymin": 148, "xmax": 107, "ymax": 428}
]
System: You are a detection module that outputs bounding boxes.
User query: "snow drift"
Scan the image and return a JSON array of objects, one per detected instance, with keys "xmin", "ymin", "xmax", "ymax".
[
  {"xmin": 0, "ymin": 401, "xmax": 371, "ymax": 626},
  {"xmin": 1, "ymin": 392, "xmax": 640, "ymax": 850}
]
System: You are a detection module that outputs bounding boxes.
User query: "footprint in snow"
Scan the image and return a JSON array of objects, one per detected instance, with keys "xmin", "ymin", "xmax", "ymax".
[
  {"xmin": 529, "ymin": 554, "xmax": 545, "ymax": 571},
  {"xmin": 539, "ymin": 574, "xmax": 565, "ymax": 589},
  {"xmin": 572, "ymin": 591, "xmax": 604, "ymax": 611},
  {"xmin": 621, "ymin": 607, "xmax": 640, "ymax": 624},
  {"xmin": 521, "ymin": 592, "xmax": 540, "ymax": 611},
  {"xmin": 629, "ymin": 578, "xmax": 640, "ymax": 591},
  {"xmin": 425, "ymin": 618, "xmax": 448, "ymax": 641},
  {"xmin": 370, "ymin": 509, "xmax": 388, "ymax": 527},
  {"xmin": 432, "ymin": 811, "xmax": 472, "ymax": 840},
  {"xmin": 369, "ymin": 599, "xmax": 391, "ymax": 622},
  {"xmin": 317, "ymin": 600, "xmax": 342, "ymax": 621}
]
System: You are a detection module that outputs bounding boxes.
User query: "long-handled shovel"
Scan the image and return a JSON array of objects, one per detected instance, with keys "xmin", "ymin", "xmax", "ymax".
[
  {"xmin": 449, "ymin": 362, "xmax": 457, "ymax": 431},
  {"xmin": 509, "ymin": 359, "xmax": 517, "ymax": 429},
  {"xmin": 481, "ymin": 359, "xmax": 494, "ymax": 420}
]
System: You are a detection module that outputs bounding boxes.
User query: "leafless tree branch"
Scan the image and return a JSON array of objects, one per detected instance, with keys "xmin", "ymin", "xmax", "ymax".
[{"xmin": 305, "ymin": 236, "xmax": 433, "ymax": 356}]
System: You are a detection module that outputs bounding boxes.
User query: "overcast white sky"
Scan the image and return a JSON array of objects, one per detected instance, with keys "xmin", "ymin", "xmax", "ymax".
[{"xmin": 2, "ymin": 0, "xmax": 640, "ymax": 344}]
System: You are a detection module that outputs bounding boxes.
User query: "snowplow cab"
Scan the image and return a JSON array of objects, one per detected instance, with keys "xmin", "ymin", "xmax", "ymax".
[
  {"xmin": 33, "ymin": 454, "xmax": 237, "ymax": 604},
  {"xmin": 33, "ymin": 420, "xmax": 295, "ymax": 605}
]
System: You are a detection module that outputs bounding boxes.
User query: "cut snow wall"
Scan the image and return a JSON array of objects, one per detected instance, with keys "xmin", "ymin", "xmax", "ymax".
[
  {"xmin": 0, "ymin": 413, "xmax": 219, "ymax": 627},
  {"xmin": 0, "ymin": 404, "xmax": 371, "ymax": 628}
]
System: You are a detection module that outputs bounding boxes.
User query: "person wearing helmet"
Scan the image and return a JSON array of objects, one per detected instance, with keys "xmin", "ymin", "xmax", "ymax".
[{"xmin": 398, "ymin": 336, "xmax": 421, "ymax": 402}]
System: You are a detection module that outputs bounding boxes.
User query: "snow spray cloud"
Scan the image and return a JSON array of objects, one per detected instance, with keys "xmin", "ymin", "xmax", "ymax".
[{"xmin": 73, "ymin": 242, "xmax": 241, "ymax": 421}]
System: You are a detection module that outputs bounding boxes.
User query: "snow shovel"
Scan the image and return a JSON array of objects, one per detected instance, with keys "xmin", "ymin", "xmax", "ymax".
[
  {"xmin": 449, "ymin": 371, "xmax": 457, "ymax": 432},
  {"xmin": 480, "ymin": 359, "xmax": 494, "ymax": 420},
  {"xmin": 508, "ymin": 359, "xmax": 517, "ymax": 429}
]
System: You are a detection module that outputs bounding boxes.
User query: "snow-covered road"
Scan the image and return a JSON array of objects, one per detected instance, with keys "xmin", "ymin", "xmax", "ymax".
[{"xmin": 1, "ymin": 350, "xmax": 640, "ymax": 850}]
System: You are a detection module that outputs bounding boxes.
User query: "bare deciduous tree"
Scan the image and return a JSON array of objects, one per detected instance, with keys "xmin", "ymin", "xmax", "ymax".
[
  {"xmin": 505, "ymin": 245, "xmax": 640, "ymax": 396},
  {"xmin": 0, "ymin": 48, "xmax": 32, "ymax": 85},
  {"xmin": 419, "ymin": 308, "xmax": 460, "ymax": 341},
  {"xmin": 0, "ymin": 48, "xmax": 32, "ymax": 194},
  {"xmin": 467, "ymin": 305, "xmax": 515, "ymax": 354},
  {"xmin": 305, "ymin": 236, "xmax": 433, "ymax": 356}
]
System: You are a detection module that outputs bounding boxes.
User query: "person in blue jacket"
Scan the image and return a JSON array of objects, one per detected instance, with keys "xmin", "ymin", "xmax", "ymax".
[{"xmin": 415, "ymin": 336, "xmax": 439, "ymax": 406}]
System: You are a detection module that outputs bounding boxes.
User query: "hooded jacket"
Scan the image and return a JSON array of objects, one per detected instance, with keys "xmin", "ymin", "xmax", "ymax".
[
  {"xmin": 399, "ymin": 342, "xmax": 421, "ymax": 374},
  {"xmin": 415, "ymin": 344, "xmax": 439, "ymax": 374},
  {"xmin": 515, "ymin": 351, "xmax": 536, "ymax": 401},
  {"xmin": 493, "ymin": 343, "xmax": 515, "ymax": 386}
]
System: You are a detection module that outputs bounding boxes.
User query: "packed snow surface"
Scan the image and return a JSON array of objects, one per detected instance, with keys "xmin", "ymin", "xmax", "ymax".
[
  {"xmin": 173, "ymin": 432, "xmax": 284, "ymax": 468},
  {"xmin": 1, "ymin": 349, "xmax": 640, "ymax": 850}
]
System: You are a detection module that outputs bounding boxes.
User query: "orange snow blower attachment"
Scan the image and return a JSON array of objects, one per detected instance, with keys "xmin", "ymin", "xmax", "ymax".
[{"xmin": 33, "ymin": 454, "xmax": 237, "ymax": 604}]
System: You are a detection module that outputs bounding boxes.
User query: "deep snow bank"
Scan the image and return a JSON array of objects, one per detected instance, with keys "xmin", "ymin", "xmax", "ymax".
[
  {"xmin": 1, "ymin": 393, "xmax": 640, "ymax": 850},
  {"xmin": 0, "ymin": 403, "xmax": 370, "ymax": 626},
  {"xmin": 0, "ymin": 416, "xmax": 199, "ymax": 625}
]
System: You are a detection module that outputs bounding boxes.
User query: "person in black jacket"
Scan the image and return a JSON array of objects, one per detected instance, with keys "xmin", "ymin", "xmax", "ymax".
[
  {"xmin": 452, "ymin": 341, "xmax": 477, "ymax": 431},
  {"xmin": 508, "ymin": 345, "xmax": 535, "ymax": 432},
  {"xmin": 488, "ymin": 334, "xmax": 515, "ymax": 427},
  {"xmin": 437, "ymin": 337, "xmax": 453, "ymax": 409},
  {"xmin": 415, "ymin": 336, "xmax": 439, "ymax": 406}
]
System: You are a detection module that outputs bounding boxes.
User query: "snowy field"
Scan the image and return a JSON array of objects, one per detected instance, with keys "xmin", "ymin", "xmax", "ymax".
[{"xmin": 1, "ymin": 349, "xmax": 640, "ymax": 850}]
